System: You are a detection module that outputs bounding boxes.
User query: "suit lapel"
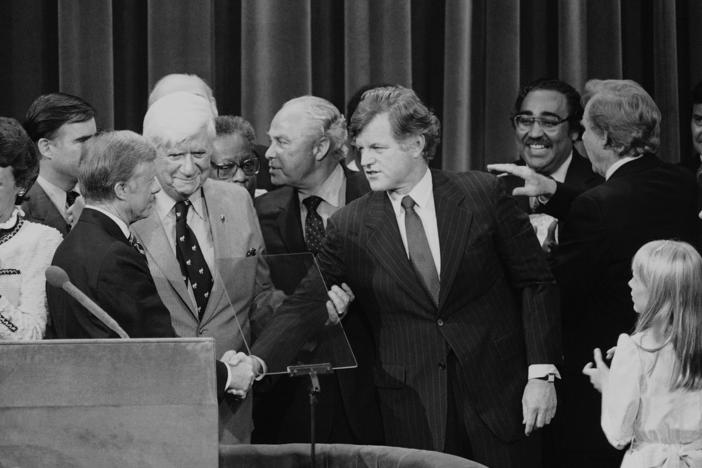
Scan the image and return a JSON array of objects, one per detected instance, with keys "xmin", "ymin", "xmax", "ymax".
[
  {"xmin": 433, "ymin": 171, "xmax": 472, "ymax": 310},
  {"xmin": 133, "ymin": 210, "xmax": 195, "ymax": 315},
  {"xmin": 29, "ymin": 185, "xmax": 68, "ymax": 234},
  {"xmin": 200, "ymin": 181, "xmax": 252, "ymax": 324},
  {"xmin": 364, "ymin": 191, "xmax": 434, "ymax": 309},
  {"xmin": 276, "ymin": 189, "xmax": 306, "ymax": 252}
]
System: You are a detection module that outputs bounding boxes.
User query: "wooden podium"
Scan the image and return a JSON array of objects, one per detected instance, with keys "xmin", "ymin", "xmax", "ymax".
[{"xmin": 0, "ymin": 338, "xmax": 219, "ymax": 467}]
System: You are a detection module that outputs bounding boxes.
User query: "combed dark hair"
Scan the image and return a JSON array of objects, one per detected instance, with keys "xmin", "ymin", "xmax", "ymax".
[
  {"xmin": 513, "ymin": 78, "xmax": 584, "ymax": 138},
  {"xmin": 0, "ymin": 117, "xmax": 40, "ymax": 204},
  {"xmin": 349, "ymin": 86, "xmax": 440, "ymax": 161},
  {"xmin": 23, "ymin": 93, "xmax": 95, "ymax": 142},
  {"xmin": 215, "ymin": 115, "xmax": 256, "ymax": 145},
  {"xmin": 79, "ymin": 131, "xmax": 156, "ymax": 203},
  {"xmin": 346, "ymin": 82, "xmax": 394, "ymax": 123},
  {"xmin": 583, "ymin": 79, "xmax": 660, "ymax": 157}
]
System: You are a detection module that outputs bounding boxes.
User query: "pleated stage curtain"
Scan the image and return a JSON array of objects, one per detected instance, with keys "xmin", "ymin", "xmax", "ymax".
[{"xmin": 2, "ymin": 0, "xmax": 702, "ymax": 170}]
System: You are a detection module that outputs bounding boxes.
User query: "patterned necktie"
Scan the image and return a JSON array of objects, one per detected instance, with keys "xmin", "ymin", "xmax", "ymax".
[
  {"xmin": 174, "ymin": 200, "xmax": 213, "ymax": 321},
  {"xmin": 128, "ymin": 234, "xmax": 146, "ymax": 256},
  {"xmin": 401, "ymin": 196, "xmax": 440, "ymax": 305},
  {"xmin": 303, "ymin": 196, "xmax": 325, "ymax": 255}
]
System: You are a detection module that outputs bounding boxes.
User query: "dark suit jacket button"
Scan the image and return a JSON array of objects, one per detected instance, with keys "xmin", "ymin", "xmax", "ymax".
[
  {"xmin": 438, "ymin": 362, "xmax": 446, "ymax": 370},
  {"xmin": 437, "ymin": 318, "xmax": 444, "ymax": 326}
]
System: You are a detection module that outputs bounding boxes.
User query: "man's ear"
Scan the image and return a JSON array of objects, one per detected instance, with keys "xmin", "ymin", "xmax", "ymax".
[
  {"xmin": 37, "ymin": 138, "xmax": 53, "ymax": 159},
  {"xmin": 409, "ymin": 134, "xmax": 425, "ymax": 159},
  {"xmin": 313, "ymin": 136, "xmax": 331, "ymax": 161},
  {"xmin": 113, "ymin": 181, "xmax": 128, "ymax": 201}
]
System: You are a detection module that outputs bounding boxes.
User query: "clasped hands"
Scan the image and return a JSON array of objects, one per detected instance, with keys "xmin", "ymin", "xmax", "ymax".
[{"xmin": 220, "ymin": 350, "xmax": 261, "ymax": 398}]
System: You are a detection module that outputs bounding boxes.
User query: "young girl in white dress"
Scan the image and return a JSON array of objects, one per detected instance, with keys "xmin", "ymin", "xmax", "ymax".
[{"xmin": 583, "ymin": 239, "xmax": 702, "ymax": 468}]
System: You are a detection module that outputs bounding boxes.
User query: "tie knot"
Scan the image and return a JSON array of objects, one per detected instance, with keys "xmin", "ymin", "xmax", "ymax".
[
  {"xmin": 174, "ymin": 200, "xmax": 191, "ymax": 219},
  {"xmin": 401, "ymin": 195, "xmax": 416, "ymax": 211},
  {"xmin": 66, "ymin": 190, "xmax": 80, "ymax": 207},
  {"xmin": 303, "ymin": 196, "xmax": 323, "ymax": 211}
]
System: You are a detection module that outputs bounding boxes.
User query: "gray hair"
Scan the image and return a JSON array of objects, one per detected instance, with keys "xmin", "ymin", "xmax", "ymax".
[
  {"xmin": 143, "ymin": 91, "xmax": 215, "ymax": 150},
  {"xmin": 148, "ymin": 73, "xmax": 218, "ymax": 116},
  {"xmin": 282, "ymin": 96, "xmax": 347, "ymax": 161},
  {"xmin": 79, "ymin": 130, "xmax": 156, "ymax": 203}
]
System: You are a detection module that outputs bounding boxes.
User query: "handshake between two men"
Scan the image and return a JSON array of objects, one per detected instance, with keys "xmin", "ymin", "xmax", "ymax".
[{"xmin": 218, "ymin": 283, "xmax": 355, "ymax": 398}]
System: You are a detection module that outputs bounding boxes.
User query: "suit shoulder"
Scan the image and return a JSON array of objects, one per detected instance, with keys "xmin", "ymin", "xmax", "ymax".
[
  {"xmin": 254, "ymin": 186, "xmax": 295, "ymax": 214},
  {"xmin": 438, "ymin": 169, "xmax": 500, "ymax": 192}
]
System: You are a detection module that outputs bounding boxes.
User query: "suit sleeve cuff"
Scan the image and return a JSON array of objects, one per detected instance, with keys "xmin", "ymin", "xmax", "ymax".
[{"xmin": 528, "ymin": 364, "xmax": 561, "ymax": 380}]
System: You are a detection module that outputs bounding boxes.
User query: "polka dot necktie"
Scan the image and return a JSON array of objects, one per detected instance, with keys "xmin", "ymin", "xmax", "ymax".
[
  {"xmin": 174, "ymin": 200, "xmax": 213, "ymax": 321},
  {"xmin": 303, "ymin": 196, "xmax": 325, "ymax": 255},
  {"xmin": 401, "ymin": 195, "xmax": 440, "ymax": 305}
]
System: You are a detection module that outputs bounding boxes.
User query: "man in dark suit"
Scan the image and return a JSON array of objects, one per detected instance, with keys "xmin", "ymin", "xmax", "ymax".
[
  {"xmin": 499, "ymin": 79, "xmax": 602, "ymax": 252},
  {"xmin": 492, "ymin": 79, "xmax": 699, "ymax": 467},
  {"xmin": 681, "ymin": 79, "xmax": 702, "ymax": 176},
  {"xmin": 22, "ymin": 93, "xmax": 97, "ymax": 236},
  {"xmin": 252, "ymin": 96, "xmax": 381, "ymax": 445},
  {"xmin": 47, "ymin": 130, "xmax": 256, "ymax": 400},
  {"xmin": 312, "ymin": 86, "xmax": 560, "ymax": 468}
]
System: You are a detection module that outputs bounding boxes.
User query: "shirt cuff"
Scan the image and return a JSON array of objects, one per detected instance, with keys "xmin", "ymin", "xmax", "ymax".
[
  {"xmin": 250, "ymin": 355, "xmax": 267, "ymax": 380},
  {"xmin": 223, "ymin": 361, "xmax": 232, "ymax": 391},
  {"xmin": 528, "ymin": 364, "xmax": 560, "ymax": 380}
]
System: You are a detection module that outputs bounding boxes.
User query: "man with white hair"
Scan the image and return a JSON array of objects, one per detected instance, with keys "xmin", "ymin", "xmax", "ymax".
[
  {"xmin": 148, "ymin": 73, "xmax": 218, "ymax": 116},
  {"xmin": 133, "ymin": 91, "xmax": 279, "ymax": 443},
  {"xmin": 253, "ymin": 96, "xmax": 381, "ymax": 444}
]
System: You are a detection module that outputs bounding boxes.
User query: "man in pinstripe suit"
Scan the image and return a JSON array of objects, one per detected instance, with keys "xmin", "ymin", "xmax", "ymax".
[{"xmin": 315, "ymin": 86, "xmax": 561, "ymax": 468}]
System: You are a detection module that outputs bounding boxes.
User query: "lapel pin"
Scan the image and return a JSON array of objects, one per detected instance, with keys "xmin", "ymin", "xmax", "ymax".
[
  {"xmin": 246, "ymin": 248, "xmax": 256, "ymax": 257},
  {"xmin": 220, "ymin": 214, "xmax": 225, "ymax": 223}
]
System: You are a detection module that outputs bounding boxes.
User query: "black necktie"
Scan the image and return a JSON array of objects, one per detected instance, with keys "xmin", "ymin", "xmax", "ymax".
[
  {"xmin": 303, "ymin": 196, "xmax": 325, "ymax": 255},
  {"xmin": 401, "ymin": 196, "xmax": 440, "ymax": 305},
  {"xmin": 174, "ymin": 200, "xmax": 213, "ymax": 321},
  {"xmin": 66, "ymin": 190, "xmax": 80, "ymax": 208}
]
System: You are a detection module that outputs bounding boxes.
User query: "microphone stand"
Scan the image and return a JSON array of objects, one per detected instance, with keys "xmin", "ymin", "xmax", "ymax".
[{"xmin": 287, "ymin": 362, "xmax": 333, "ymax": 468}]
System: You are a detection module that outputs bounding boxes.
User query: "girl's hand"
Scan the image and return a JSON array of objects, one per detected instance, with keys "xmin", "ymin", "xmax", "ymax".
[{"xmin": 582, "ymin": 348, "xmax": 610, "ymax": 393}]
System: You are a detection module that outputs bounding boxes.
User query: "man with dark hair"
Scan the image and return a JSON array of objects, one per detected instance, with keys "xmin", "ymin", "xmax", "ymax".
[
  {"xmin": 22, "ymin": 92, "xmax": 97, "ymax": 235},
  {"xmin": 47, "ymin": 130, "xmax": 255, "ymax": 399},
  {"xmin": 211, "ymin": 115, "xmax": 261, "ymax": 197},
  {"xmin": 252, "ymin": 96, "xmax": 381, "ymax": 445},
  {"xmin": 499, "ymin": 78, "xmax": 601, "ymax": 252},
  {"xmin": 314, "ymin": 86, "xmax": 560, "ymax": 468}
]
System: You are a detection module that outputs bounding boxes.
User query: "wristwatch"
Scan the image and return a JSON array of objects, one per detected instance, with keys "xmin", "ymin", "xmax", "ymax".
[{"xmin": 535, "ymin": 373, "xmax": 556, "ymax": 383}]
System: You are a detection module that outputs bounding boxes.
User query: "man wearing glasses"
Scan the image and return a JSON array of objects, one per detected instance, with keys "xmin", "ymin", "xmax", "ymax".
[
  {"xmin": 492, "ymin": 79, "xmax": 601, "ymax": 252},
  {"xmin": 211, "ymin": 115, "xmax": 263, "ymax": 197}
]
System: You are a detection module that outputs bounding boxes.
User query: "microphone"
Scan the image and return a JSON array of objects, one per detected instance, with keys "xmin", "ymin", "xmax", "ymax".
[{"xmin": 46, "ymin": 266, "xmax": 130, "ymax": 339}]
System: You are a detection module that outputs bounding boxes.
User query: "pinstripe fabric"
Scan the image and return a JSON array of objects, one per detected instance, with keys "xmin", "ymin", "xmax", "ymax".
[{"xmin": 315, "ymin": 169, "xmax": 560, "ymax": 458}]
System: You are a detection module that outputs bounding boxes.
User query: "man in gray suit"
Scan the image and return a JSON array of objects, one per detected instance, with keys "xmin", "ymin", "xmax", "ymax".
[
  {"xmin": 315, "ymin": 86, "xmax": 560, "ymax": 468},
  {"xmin": 133, "ymin": 92, "xmax": 351, "ymax": 443},
  {"xmin": 133, "ymin": 91, "xmax": 282, "ymax": 443},
  {"xmin": 22, "ymin": 93, "xmax": 97, "ymax": 235}
]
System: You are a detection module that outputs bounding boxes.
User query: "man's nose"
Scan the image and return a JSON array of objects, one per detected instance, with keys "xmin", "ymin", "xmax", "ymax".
[
  {"xmin": 231, "ymin": 166, "xmax": 247, "ymax": 182},
  {"xmin": 528, "ymin": 123, "xmax": 545, "ymax": 138},
  {"xmin": 180, "ymin": 154, "xmax": 197, "ymax": 174},
  {"xmin": 360, "ymin": 149, "xmax": 373, "ymax": 166}
]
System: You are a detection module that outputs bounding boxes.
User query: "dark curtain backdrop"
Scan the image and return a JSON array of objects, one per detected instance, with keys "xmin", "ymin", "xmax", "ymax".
[{"xmin": 2, "ymin": 0, "xmax": 702, "ymax": 170}]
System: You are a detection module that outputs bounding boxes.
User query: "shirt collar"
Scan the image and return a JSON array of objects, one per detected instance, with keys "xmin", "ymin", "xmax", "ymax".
[
  {"xmin": 605, "ymin": 155, "xmax": 642, "ymax": 180},
  {"xmin": 85, "ymin": 205, "xmax": 131, "ymax": 239},
  {"xmin": 549, "ymin": 152, "xmax": 573, "ymax": 183},
  {"xmin": 155, "ymin": 183, "xmax": 206, "ymax": 221},
  {"xmin": 387, "ymin": 167, "xmax": 433, "ymax": 215},
  {"xmin": 297, "ymin": 165, "xmax": 345, "ymax": 208}
]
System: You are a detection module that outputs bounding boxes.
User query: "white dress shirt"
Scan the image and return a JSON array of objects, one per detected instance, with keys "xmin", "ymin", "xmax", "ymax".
[
  {"xmin": 297, "ymin": 165, "xmax": 347, "ymax": 238},
  {"xmin": 36, "ymin": 176, "xmax": 77, "ymax": 222},
  {"xmin": 387, "ymin": 168, "xmax": 441, "ymax": 276}
]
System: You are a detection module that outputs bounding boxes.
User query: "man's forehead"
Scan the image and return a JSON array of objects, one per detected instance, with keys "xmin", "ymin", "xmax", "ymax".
[
  {"xmin": 269, "ymin": 105, "xmax": 317, "ymax": 137},
  {"xmin": 520, "ymin": 89, "xmax": 568, "ymax": 115},
  {"xmin": 162, "ymin": 132, "xmax": 211, "ymax": 150},
  {"xmin": 57, "ymin": 118, "xmax": 96, "ymax": 137}
]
